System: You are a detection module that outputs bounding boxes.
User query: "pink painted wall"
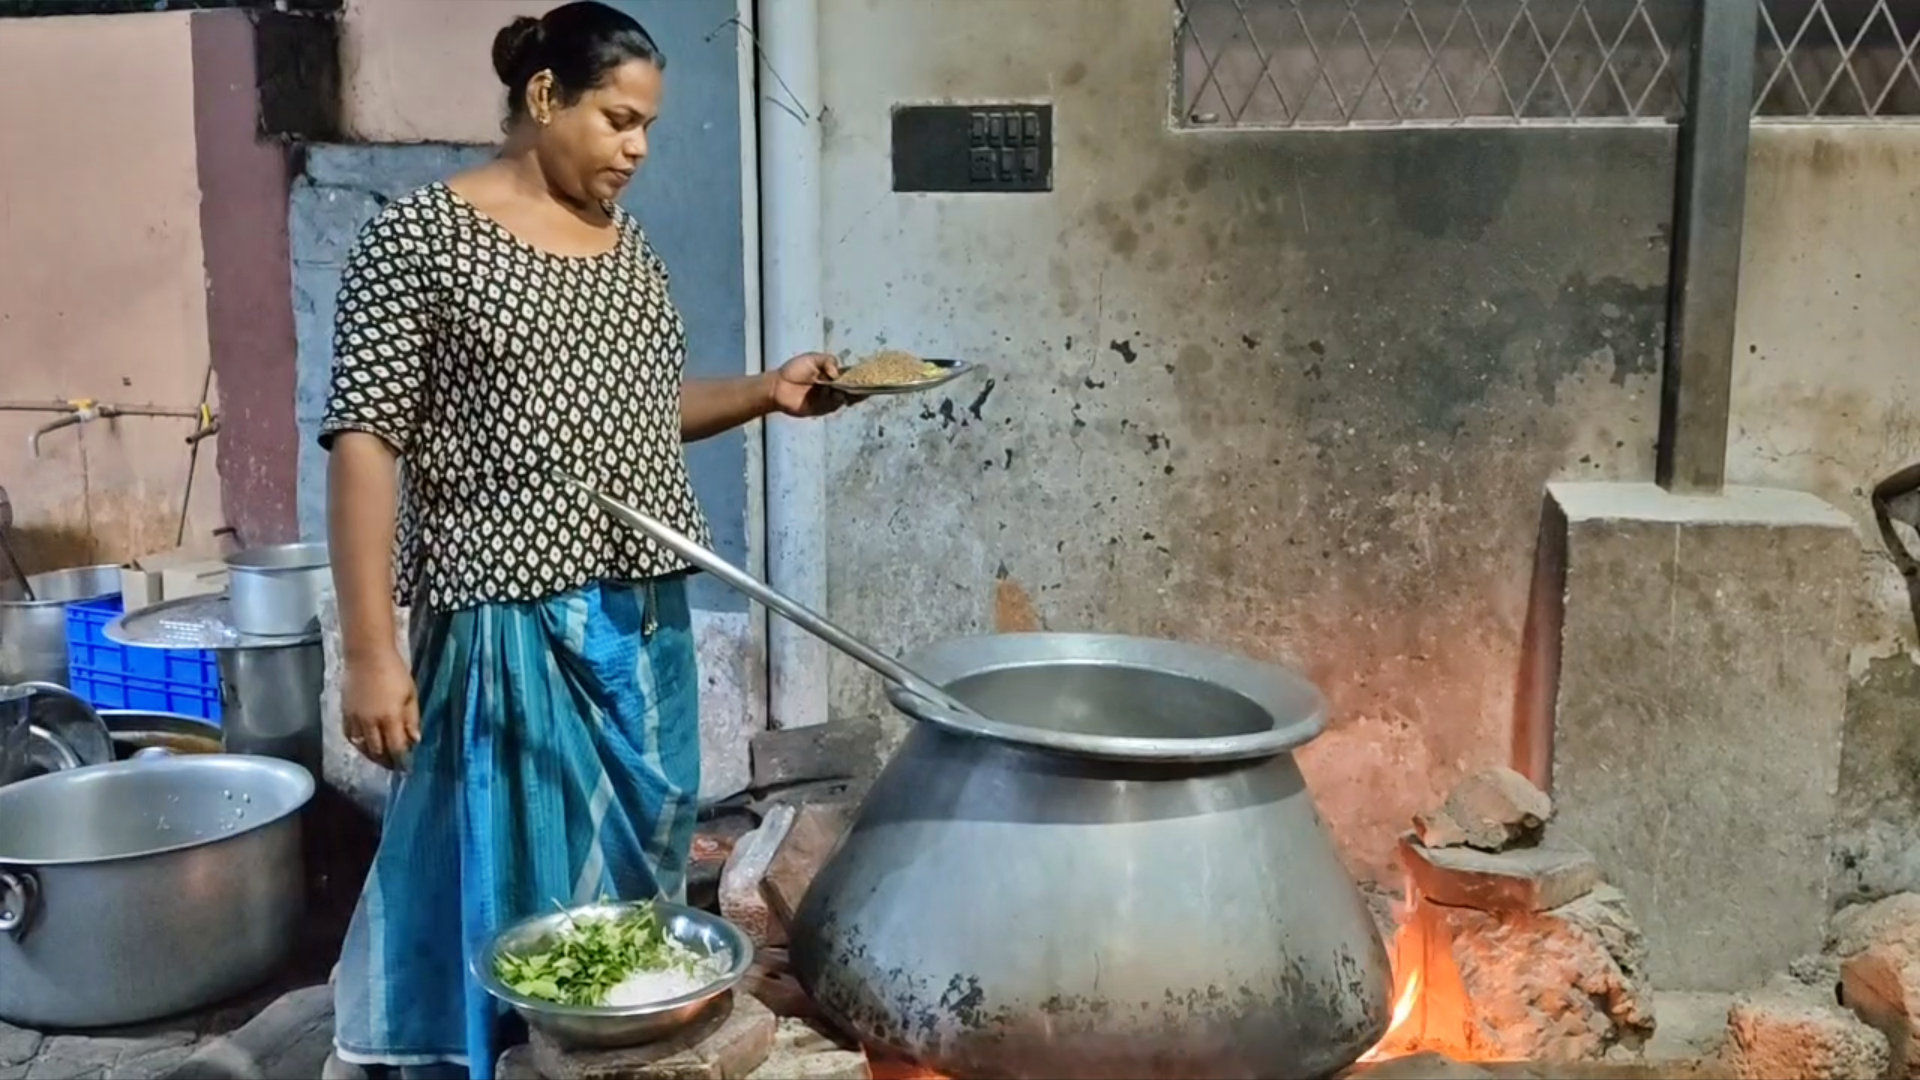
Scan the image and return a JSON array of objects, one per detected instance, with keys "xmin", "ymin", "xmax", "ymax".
[
  {"xmin": 0, "ymin": 12, "xmax": 225, "ymax": 570},
  {"xmin": 339, "ymin": 0, "xmax": 560, "ymax": 144}
]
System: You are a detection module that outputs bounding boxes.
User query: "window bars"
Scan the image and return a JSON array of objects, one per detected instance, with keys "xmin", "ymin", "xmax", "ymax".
[{"xmin": 1174, "ymin": 0, "xmax": 1920, "ymax": 127}]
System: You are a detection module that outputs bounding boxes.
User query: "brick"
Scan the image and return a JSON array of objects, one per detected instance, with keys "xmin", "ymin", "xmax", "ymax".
[
  {"xmin": 1833, "ymin": 892, "xmax": 1920, "ymax": 1077},
  {"xmin": 720, "ymin": 806, "xmax": 797, "ymax": 948},
  {"xmin": 1422, "ymin": 767, "xmax": 1552, "ymax": 852},
  {"xmin": 1397, "ymin": 886, "xmax": 1655, "ymax": 1062},
  {"xmin": 531, "ymin": 992, "xmax": 776, "ymax": 1080},
  {"xmin": 761, "ymin": 802, "xmax": 856, "ymax": 929},
  {"xmin": 1398, "ymin": 831, "xmax": 1601, "ymax": 913},
  {"xmin": 1724, "ymin": 982, "xmax": 1890, "ymax": 1080}
]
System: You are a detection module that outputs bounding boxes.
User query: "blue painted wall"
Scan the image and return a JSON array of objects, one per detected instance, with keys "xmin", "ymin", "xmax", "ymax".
[{"xmin": 291, "ymin": 0, "xmax": 748, "ymax": 612}]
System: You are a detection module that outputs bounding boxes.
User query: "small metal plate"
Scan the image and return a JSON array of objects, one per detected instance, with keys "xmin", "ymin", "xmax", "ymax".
[
  {"xmin": 106, "ymin": 593, "xmax": 320, "ymax": 651},
  {"xmin": 827, "ymin": 358, "xmax": 982, "ymax": 398}
]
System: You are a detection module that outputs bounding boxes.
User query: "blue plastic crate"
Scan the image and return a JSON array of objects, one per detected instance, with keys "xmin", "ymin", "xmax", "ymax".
[{"xmin": 65, "ymin": 595, "xmax": 222, "ymax": 723}]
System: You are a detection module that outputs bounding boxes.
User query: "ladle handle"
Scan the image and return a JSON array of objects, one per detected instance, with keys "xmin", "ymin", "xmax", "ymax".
[{"xmin": 556, "ymin": 475, "xmax": 969, "ymax": 712}]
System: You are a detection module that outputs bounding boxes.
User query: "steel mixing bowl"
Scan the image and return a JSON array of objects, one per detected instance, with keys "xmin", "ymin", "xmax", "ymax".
[{"xmin": 472, "ymin": 899, "xmax": 753, "ymax": 1050}]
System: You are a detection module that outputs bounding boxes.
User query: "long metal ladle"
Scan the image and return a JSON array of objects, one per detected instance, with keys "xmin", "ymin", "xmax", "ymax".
[{"xmin": 555, "ymin": 473, "xmax": 984, "ymax": 721}]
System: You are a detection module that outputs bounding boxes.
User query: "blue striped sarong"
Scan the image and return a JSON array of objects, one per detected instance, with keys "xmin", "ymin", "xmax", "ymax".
[{"xmin": 332, "ymin": 577, "xmax": 701, "ymax": 1079}]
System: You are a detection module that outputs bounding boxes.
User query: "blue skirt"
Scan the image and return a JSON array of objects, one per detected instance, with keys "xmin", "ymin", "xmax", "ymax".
[{"xmin": 332, "ymin": 578, "xmax": 701, "ymax": 1078}]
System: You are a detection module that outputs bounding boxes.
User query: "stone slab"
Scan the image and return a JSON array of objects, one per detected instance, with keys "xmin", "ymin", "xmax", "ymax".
[
  {"xmin": 1541, "ymin": 482, "xmax": 1856, "ymax": 990},
  {"xmin": 720, "ymin": 806, "xmax": 797, "ymax": 947},
  {"xmin": 530, "ymin": 992, "xmax": 775, "ymax": 1080},
  {"xmin": 1399, "ymin": 830, "xmax": 1601, "ymax": 913},
  {"xmin": 743, "ymin": 1020, "xmax": 869, "ymax": 1080},
  {"xmin": 749, "ymin": 718, "xmax": 892, "ymax": 790}
]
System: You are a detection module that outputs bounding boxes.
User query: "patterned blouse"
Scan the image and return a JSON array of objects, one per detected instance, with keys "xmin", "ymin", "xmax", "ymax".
[{"xmin": 318, "ymin": 182, "xmax": 712, "ymax": 612}]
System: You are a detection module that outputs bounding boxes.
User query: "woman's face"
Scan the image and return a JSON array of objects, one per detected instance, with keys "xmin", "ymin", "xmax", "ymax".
[{"xmin": 536, "ymin": 58, "xmax": 663, "ymax": 205}]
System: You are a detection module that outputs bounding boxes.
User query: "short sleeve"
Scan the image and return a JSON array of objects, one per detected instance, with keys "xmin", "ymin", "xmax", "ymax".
[
  {"xmin": 318, "ymin": 202, "xmax": 441, "ymax": 455},
  {"xmin": 638, "ymin": 231, "xmax": 671, "ymax": 287}
]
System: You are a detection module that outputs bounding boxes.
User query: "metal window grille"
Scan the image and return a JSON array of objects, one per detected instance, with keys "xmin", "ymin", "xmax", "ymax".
[
  {"xmin": 1174, "ymin": 1, "xmax": 1920, "ymax": 128},
  {"xmin": 1756, "ymin": 0, "xmax": 1920, "ymax": 117}
]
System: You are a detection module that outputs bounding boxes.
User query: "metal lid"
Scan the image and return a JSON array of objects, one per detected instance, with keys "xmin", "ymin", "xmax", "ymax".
[{"xmin": 105, "ymin": 592, "xmax": 321, "ymax": 651}]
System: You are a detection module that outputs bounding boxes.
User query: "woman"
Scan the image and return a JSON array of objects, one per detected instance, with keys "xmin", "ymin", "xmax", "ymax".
[{"xmin": 319, "ymin": 5, "xmax": 845, "ymax": 1077}]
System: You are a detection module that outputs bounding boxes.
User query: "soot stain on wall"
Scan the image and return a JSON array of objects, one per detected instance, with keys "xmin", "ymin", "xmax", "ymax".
[{"xmin": 820, "ymin": 3, "xmax": 1677, "ymax": 881}]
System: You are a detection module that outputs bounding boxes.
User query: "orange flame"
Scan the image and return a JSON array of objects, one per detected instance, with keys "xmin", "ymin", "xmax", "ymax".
[{"xmin": 1357, "ymin": 964, "xmax": 1424, "ymax": 1062}]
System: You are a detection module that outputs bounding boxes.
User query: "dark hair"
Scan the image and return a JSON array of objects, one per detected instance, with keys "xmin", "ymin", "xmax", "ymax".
[{"xmin": 491, "ymin": 1, "xmax": 666, "ymax": 128}]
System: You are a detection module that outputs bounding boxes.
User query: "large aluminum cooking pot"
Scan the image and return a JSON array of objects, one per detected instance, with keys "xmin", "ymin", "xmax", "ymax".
[
  {"xmin": 0, "ymin": 754, "xmax": 314, "ymax": 1028},
  {"xmin": 0, "ymin": 564, "xmax": 122, "ymax": 686},
  {"xmin": 224, "ymin": 542, "xmax": 329, "ymax": 637},
  {"xmin": 789, "ymin": 633, "xmax": 1391, "ymax": 1080}
]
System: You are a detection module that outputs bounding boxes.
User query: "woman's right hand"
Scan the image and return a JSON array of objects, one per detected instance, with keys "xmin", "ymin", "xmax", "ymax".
[{"xmin": 342, "ymin": 649, "xmax": 420, "ymax": 771}]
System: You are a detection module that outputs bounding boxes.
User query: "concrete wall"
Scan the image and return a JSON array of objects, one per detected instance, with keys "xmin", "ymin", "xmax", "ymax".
[
  {"xmin": 815, "ymin": 0, "xmax": 1671, "ymax": 883},
  {"xmin": 0, "ymin": 12, "xmax": 226, "ymax": 568},
  {"xmin": 1730, "ymin": 125, "xmax": 1920, "ymax": 909},
  {"xmin": 296, "ymin": 0, "xmax": 761, "ymax": 798}
]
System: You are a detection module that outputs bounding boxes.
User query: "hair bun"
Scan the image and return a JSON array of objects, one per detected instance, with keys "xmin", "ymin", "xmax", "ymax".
[{"xmin": 491, "ymin": 15, "xmax": 543, "ymax": 84}]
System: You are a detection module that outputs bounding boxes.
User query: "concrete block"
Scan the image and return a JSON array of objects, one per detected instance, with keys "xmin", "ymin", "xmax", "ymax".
[
  {"xmin": 1647, "ymin": 991, "xmax": 1735, "ymax": 1064},
  {"xmin": 531, "ymin": 992, "xmax": 776, "ymax": 1080},
  {"xmin": 1541, "ymin": 482, "xmax": 1857, "ymax": 991},
  {"xmin": 1399, "ymin": 831, "xmax": 1601, "ymax": 913},
  {"xmin": 744, "ymin": 1020, "xmax": 870, "ymax": 1080}
]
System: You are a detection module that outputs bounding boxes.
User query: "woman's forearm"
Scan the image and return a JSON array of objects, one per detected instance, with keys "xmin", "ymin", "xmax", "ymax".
[
  {"xmin": 681, "ymin": 373, "xmax": 777, "ymax": 442},
  {"xmin": 327, "ymin": 432, "xmax": 404, "ymax": 662}
]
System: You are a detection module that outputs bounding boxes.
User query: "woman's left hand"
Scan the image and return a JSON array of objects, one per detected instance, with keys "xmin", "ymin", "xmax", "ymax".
[{"xmin": 768, "ymin": 352, "xmax": 853, "ymax": 418}]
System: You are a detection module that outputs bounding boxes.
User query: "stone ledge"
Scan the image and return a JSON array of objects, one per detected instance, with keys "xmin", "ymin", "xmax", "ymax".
[{"xmin": 1400, "ymin": 831, "xmax": 1602, "ymax": 913}]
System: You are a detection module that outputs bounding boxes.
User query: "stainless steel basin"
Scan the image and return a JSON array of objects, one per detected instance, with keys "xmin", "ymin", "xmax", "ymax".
[
  {"xmin": 0, "ymin": 565, "xmax": 121, "ymax": 686},
  {"xmin": 0, "ymin": 754, "xmax": 314, "ymax": 1027}
]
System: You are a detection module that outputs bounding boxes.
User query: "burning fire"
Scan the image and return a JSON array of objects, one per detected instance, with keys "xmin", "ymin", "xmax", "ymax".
[
  {"xmin": 1358, "ymin": 965, "xmax": 1424, "ymax": 1062},
  {"xmin": 1356, "ymin": 884, "xmax": 1488, "ymax": 1064}
]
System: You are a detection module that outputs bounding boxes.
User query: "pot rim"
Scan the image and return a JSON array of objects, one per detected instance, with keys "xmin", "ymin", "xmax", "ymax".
[
  {"xmin": 0, "ymin": 563, "xmax": 123, "ymax": 608},
  {"xmin": 224, "ymin": 542, "xmax": 330, "ymax": 574},
  {"xmin": 885, "ymin": 632, "xmax": 1328, "ymax": 763},
  {"xmin": 0, "ymin": 754, "xmax": 314, "ymax": 867}
]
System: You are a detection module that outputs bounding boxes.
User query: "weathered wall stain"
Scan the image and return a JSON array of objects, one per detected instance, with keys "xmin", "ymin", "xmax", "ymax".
[
  {"xmin": 817, "ymin": 0, "xmax": 1669, "ymax": 881},
  {"xmin": 1730, "ymin": 125, "xmax": 1920, "ymax": 906},
  {"xmin": 1829, "ymin": 653, "xmax": 1920, "ymax": 907},
  {"xmin": 0, "ymin": 11, "xmax": 227, "ymax": 571}
]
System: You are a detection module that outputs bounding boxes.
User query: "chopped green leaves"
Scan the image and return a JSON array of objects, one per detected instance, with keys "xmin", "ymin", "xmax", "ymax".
[{"xmin": 494, "ymin": 903, "xmax": 707, "ymax": 1008}]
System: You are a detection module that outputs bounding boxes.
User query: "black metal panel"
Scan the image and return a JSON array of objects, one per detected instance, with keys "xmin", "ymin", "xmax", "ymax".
[{"xmin": 892, "ymin": 103, "xmax": 1053, "ymax": 194}]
